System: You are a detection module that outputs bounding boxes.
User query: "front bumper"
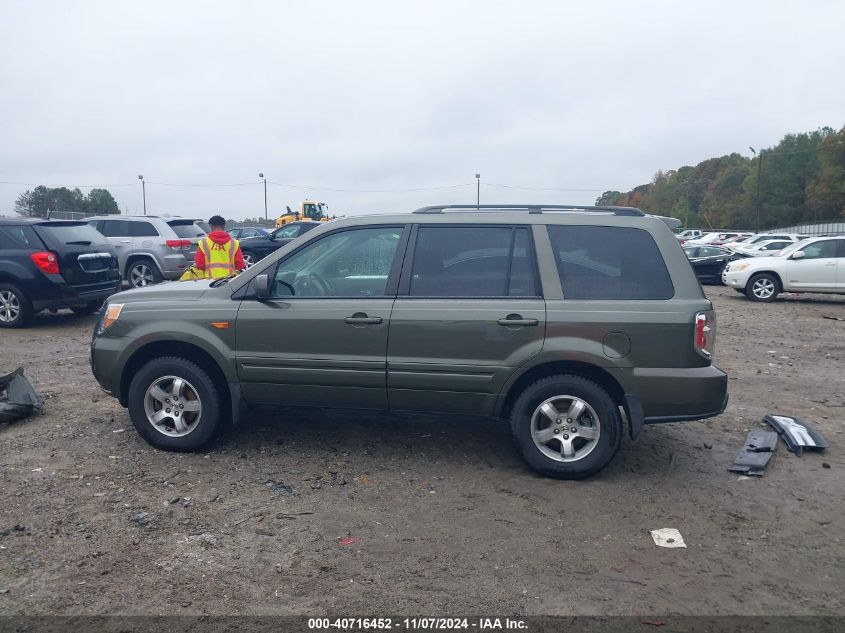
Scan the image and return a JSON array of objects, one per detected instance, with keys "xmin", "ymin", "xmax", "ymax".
[{"xmin": 723, "ymin": 270, "xmax": 750, "ymax": 289}]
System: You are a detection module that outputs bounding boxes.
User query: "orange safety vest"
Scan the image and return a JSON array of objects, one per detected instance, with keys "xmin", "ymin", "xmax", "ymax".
[{"xmin": 198, "ymin": 237, "xmax": 240, "ymax": 279}]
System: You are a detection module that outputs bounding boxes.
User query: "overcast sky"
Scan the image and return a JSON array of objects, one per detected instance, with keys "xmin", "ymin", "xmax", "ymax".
[{"xmin": 1, "ymin": 0, "xmax": 844, "ymax": 220}]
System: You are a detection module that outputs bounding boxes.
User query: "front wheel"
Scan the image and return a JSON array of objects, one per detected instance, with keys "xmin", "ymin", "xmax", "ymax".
[
  {"xmin": 242, "ymin": 251, "xmax": 257, "ymax": 268},
  {"xmin": 746, "ymin": 273, "xmax": 779, "ymax": 302},
  {"xmin": 510, "ymin": 375, "xmax": 622, "ymax": 479},
  {"xmin": 127, "ymin": 356, "xmax": 224, "ymax": 451}
]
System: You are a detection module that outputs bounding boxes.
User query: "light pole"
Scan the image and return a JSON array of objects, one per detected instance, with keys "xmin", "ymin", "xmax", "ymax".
[
  {"xmin": 749, "ymin": 147, "xmax": 762, "ymax": 233},
  {"xmin": 475, "ymin": 173, "xmax": 480, "ymax": 211},
  {"xmin": 258, "ymin": 173, "xmax": 268, "ymax": 222},
  {"xmin": 137, "ymin": 175, "xmax": 146, "ymax": 216}
]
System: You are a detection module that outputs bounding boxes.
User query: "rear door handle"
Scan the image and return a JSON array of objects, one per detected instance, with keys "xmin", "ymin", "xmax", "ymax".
[
  {"xmin": 498, "ymin": 314, "xmax": 539, "ymax": 327},
  {"xmin": 119, "ymin": 240, "xmax": 131, "ymax": 244},
  {"xmin": 344, "ymin": 312, "xmax": 383, "ymax": 325}
]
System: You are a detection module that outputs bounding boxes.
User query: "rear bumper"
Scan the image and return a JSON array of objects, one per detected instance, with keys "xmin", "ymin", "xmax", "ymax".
[
  {"xmin": 613, "ymin": 365, "xmax": 728, "ymax": 423},
  {"xmin": 31, "ymin": 279, "xmax": 121, "ymax": 311}
]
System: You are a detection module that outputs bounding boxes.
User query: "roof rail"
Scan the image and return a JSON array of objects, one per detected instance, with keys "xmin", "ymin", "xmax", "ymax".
[{"xmin": 412, "ymin": 204, "xmax": 645, "ymax": 217}]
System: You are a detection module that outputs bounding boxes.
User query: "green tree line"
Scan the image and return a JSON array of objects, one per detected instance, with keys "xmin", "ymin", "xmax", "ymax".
[
  {"xmin": 596, "ymin": 125, "xmax": 845, "ymax": 229},
  {"xmin": 15, "ymin": 186, "xmax": 119, "ymax": 217}
]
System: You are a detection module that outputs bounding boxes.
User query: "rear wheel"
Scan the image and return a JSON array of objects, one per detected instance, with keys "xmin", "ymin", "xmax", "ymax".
[
  {"xmin": 242, "ymin": 250, "xmax": 257, "ymax": 268},
  {"xmin": 127, "ymin": 259, "xmax": 162, "ymax": 288},
  {"xmin": 70, "ymin": 300, "xmax": 103, "ymax": 316},
  {"xmin": 0, "ymin": 283, "xmax": 32, "ymax": 328},
  {"xmin": 510, "ymin": 375, "xmax": 622, "ymax": 479},
  {"xmin": 746, "ymin": 273, "xmax": 779, "ymax": 302},
  {"xmin": 127, "ymin": 356, "xmax": 223, "ymax": 451}
]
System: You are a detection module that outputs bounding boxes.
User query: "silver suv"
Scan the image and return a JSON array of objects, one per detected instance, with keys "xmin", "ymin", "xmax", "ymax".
[{"xmin": 86, "ymin": 216, "xmax": 206, "ymax": 288}]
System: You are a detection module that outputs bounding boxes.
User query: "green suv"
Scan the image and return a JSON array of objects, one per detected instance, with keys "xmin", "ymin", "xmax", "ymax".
[{"xmin": 90, "ymin": 205, "xmax": 727, "ymax": 478}]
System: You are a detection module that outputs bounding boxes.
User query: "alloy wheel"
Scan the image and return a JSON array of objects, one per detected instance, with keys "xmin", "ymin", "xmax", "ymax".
[
  {"xmin": 243, "ymin": 253, "xmax": 256, "ymax": 268},
  {"xmin": 751, "ymin": 277, "xmax": 775, "ymax": 300},
  {"xmin": 143, "ymin": 375, "xmax": 202, "ymax": 437},
  {"xmin": 130, "ymin": 263, "xmax": 154, "ymax": 287},
  {"xmin": 0, "ymin": 290, "xmax": 21, "ymax": 323},
  {"xmin": 530, "ymin": 395, "xmax": 601, "ymax": 462}
]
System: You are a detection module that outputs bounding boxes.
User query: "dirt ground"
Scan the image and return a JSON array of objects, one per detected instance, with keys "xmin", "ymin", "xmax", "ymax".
[{"xmin": 0, "ymin": 285, "xmax": 843, "ymax": 616}]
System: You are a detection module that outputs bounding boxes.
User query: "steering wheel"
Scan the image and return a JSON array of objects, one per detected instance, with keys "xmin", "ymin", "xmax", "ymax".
[{"xmin": 308, "ymin": 272, "xmax": 331, "ymax": 296}]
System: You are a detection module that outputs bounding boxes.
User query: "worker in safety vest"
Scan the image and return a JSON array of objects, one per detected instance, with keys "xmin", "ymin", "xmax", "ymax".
[{"xmin": 194, "ymin": 215, "xmax": 246, "ymax": 279}]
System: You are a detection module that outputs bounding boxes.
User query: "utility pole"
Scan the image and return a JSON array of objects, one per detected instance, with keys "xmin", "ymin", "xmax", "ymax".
[
  {"xmin": 749, "ymin": 148, "xmax": 762, "ymax": 233},
  {"xmin": 475, "ymin": 173, "xmax": 480, "ymax": 211},
  {"xmin": 138, "ymin": 175, "xmax": 146, "ymax": 216},
  {"xmin": 259, "ymin": 173, "xmax": 268, "ymax": 222}
]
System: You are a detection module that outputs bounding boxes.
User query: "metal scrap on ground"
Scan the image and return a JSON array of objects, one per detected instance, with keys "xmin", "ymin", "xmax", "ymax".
[
  {"xmin": 764, "ymin": 414, "xmax": 829, "ymax": 455},
  {"xmin": 0, "ymin": 367, "xmax": 44, "ymax": 424},
  {"xmin": 728, "ymin": 430, "xmax": 779, "ymax": 476}
]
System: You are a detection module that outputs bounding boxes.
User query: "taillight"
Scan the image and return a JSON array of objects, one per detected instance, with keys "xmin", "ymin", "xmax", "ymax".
[
  {"xmin": 694, "ymin": 310, "xmax": 716, "ymax": 358},
  {"xmin": 166, "ymin": 239, "xmax": 192, "ymax": 250},
  {"xmin": 30, "ymin": 251, "xmax": 60, "ymax": 274}
]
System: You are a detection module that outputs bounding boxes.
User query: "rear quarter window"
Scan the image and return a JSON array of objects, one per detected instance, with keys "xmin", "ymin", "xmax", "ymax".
[
  {"xmin": 547, "ymin": 225, "xmax": 674, "ymax": 300},
  {"xmin": 0, "ymin": 225, "xmax": 41, "ymax": 250}
]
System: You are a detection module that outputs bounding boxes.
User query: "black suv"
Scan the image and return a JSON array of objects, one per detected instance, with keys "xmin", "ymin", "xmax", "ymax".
[{"xmin": 0, "ymin": 218, "xmax": 121, "ymax": 327}]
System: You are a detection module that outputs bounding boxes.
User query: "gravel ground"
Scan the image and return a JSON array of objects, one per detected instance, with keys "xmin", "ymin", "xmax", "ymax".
[{"xmin": 0, "ymin": 285, "xmax": 843, "ymax": 616}]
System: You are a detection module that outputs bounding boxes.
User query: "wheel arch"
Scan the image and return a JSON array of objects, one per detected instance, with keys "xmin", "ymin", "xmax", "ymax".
[
  {"xmin": 119, "ymin": 340, "xmax": 230, "ymax": 415},
  {"xmin": 747, "ymin": 269, "xmax": 784, "ymax": 291},
  {"xmin": 496, "ymin": 360, "xmax": 626, "ymax": 420},
  {"xmin": 124, "ymin": 254, "xmax": 164, "ymax": 276}
]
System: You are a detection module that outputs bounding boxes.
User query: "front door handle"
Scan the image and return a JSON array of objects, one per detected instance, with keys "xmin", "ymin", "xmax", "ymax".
[
  {"xmin": 498, "ymin": 314, "xmax": 539, "ymax": 327},
  {"xmin": 344, "ymin": 312, "xmax": 383, "ymax": 325},
  {"xmin": 119, "ymin": 239, "xmax": 131, "ymax": 243}
]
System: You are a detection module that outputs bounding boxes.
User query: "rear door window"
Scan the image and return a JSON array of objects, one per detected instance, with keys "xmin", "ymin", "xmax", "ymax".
[
  {"xmin": 409, "ymin": 226, "xmax": 538, "ymax": 297},
  {"xmin": 99, "ymin": 220, "xmax": 131, "ymax": 237},
  {"xmin": 547, "ymin": 225, "xmax": 674, "ymax": 300}
]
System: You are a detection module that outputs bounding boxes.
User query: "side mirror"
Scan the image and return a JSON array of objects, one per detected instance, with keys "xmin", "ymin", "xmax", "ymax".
[
  {"xmin": 255, "ymin": 274, "xmax": 270, "ymax": 299},
  {"xmin": 791, "ymin": 251, "xmax": 805, "ymax": 260}
]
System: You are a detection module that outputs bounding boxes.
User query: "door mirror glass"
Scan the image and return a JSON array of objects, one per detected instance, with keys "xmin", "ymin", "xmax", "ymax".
[
  {"xmin": 255, "ymin": 273, "xmax": 270, "ymax": 299},
  {"xmin": 791, "ymin": 250, "xmax": 805, "ymax": 260}
]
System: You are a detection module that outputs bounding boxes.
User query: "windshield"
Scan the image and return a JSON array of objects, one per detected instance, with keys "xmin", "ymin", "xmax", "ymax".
[{"xmin": 777, "ymin": 238, "xmax": 814, "ymax": 256}]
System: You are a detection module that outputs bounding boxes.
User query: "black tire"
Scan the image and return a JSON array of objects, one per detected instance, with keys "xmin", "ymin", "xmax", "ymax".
[
  {"xmin": 127, "ymin": 356, "xmax": 223, "ymax": 451},
  {"xmin": 126, "ymin": 259, "xmax": 163, "ymax": 288},
  {"xmin": 746, "ymin": 272, "xmax": 780, "ymax": 302},
  {"xmin": 70, "ymin": 300, "xmax": 103, "ymax": 316},
  {"xmin": 510, "ymin": 375, "xmax": 622, "ymax": 479},
  {"xmin": 0, "ymin": 282, "xmax": 33, "ymax": 328}
]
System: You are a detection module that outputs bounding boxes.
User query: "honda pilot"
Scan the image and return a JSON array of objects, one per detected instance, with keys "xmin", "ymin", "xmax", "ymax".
[{"xmin": 90, "ymin": 205, "xmax": 728, "ymax": 478}]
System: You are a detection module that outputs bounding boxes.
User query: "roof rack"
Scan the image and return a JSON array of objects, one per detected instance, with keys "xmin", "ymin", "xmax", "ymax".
[{"xmin": 412, "ymin": 204, "xmax": 645, "ymax": 217}]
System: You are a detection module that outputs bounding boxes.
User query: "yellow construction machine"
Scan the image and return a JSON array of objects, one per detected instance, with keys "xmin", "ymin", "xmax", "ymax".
[{"xmin": 276, "ymin": 200, "xmax": 333, "ymax": 228}]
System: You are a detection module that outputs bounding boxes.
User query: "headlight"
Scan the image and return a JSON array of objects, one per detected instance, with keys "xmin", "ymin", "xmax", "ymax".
[
  {"xmin": 732, "ymin": 262, "xmax": 751, "ymax": 272},
  {"xmin": 98, "ymin": 303, "xmax": 123, "ymax": 334}
]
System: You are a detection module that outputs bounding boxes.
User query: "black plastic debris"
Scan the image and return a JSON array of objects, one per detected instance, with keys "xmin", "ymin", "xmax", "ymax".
[
  {"xmin": 729, "ymin": 430, "xmax": 779, "ymax": 476},
  {"xmin": 0, "ymin": 367, "xmax": 44, "ymax": 424},
  {"xmin": 764, "ymin": 414, "xmax": 829, "ymax": 455}
]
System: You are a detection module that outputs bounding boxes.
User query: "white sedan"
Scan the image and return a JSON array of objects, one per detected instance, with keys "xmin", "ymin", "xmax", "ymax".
[{"xmin": 722, "ymin": 236, "xmax": 845, "ymax": 301}]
